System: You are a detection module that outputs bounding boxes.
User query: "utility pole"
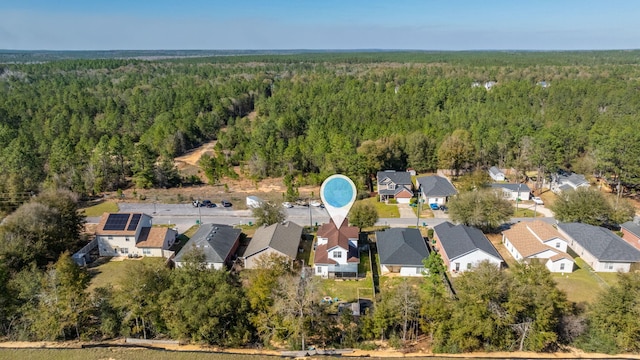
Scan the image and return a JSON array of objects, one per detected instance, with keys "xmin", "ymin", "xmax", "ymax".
[{"xmin": 416, "ymin": 185, "xmax": 422, "ymax": 228}]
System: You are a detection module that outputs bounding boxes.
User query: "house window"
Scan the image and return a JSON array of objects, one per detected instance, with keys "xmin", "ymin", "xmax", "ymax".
[
  {"xmin": 560, "ymin": 263, "xmax": 565, "ymax": 271},
  {"xmin": 388, "ymin": 183, "xmax": 396, "ymax": 190},
  {"xmin": 125, "ymin": 237, "xmax": 130, "ymax": 242},
  {"xmin": 143, "ymin": 248, "xmax": 151, "ymax": 255},
  {"xmin": 454, "ymin": 263, "xmax": 460, "ymax": 271},
  {"xmin": 607, "ymin": 263, "xmax": 614, "ymax": 270},
  {"xmin": 316, "ymin": 266, "xmax": 322, "ymax": 273},
  {"xmin": 555, "ymin": 242, "xmax": 560, "ymax": 248},
  {"xmin": 108, "ymin": 236, "xmax": 113, "ymax": 240},
  {"xmin": 120, "ymin": 248, "xmax": 129, "ymax": 254},
  {"xmin": 333, "ymin": 251, "xmax": 342, "ymax": 258},
  {"xmin": 466, "ymin": 263, "xmax": 472, "ymax": 270}
]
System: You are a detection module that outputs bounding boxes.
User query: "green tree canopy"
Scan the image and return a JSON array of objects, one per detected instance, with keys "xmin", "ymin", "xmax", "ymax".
[
  {"xmin": 349, "ymin": 201, "xmax": 378, "ymax": 231},
  {"xmin": 252, "ymin": 201, "xmax": 287, "ymax": 227},
  {"xmin": 550, "ymin": 187, "xmax": 634, "ymax": 227},
  {"xmin": 447, "ymin": 189, "xmax": 513, "ymax": 232}
]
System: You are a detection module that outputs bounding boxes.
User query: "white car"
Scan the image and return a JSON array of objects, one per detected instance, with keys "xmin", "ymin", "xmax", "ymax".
[
  {"xmin": 532, "ymin": 197, "xmax": 544, "ymax": 205},
  {"xmin": 310, "ymin": 200, "xmax": 322, "ymax": 207},
  {"xmin": 282, "ymin": 202, "xmax": 293, "ymax": 208}
]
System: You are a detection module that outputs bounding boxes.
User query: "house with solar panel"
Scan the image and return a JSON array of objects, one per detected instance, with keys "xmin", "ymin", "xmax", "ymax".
[
  {"xmin": 376, "ymin": 228, "xmax": 430, "ymax": 276},
  {"xmin": 95, "ymin": 212, "xmax": 177, "ymax": 258}
]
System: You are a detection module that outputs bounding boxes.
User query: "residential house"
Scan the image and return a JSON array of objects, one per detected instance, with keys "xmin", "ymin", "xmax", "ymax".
[
  {"xmin": 551, "ymin": 172, "xmax": 589, "ymax": 194},
  {"xmin": 174, "ymin": 223, "xmax": 241, "ymax": 270},
  {"xmin": 377, "ymin": 170, "xmax": 414, "ymax": 203},
  {"xmin": 314, "ymin": 219, "xmax": 359, "ymax": 278},
  {"xmin": 557, "ymin": 222, "xmax": 640, "ymax": 272},
  {"xmin": 416, "ymin": 175, "xmax": 457, "ymax": 206},
  {"xmin": 488, "ymin": 166, "xmax": 506, "ymax": 181},
  {"xmin": 376, "ymin": 228, "xmax": 430, "ymax": 277},
  {"xmin": 96, "ymin": 213, "xmax": 176, "ymax": 258},
  {"xmin": 433, "ymin": 221, "xmax": 503, "ymax": 273},
  {"xmin": 620, "ymin": 217, "xmax": 640, "ymax": 251},
  {"xmin": 243, "ymin": 221, "xmax": 303, "ymax": 269},
  {"xmin": 502, "ymin": 221, "xmax": 574, "ymax": 272},
  {"xmin": 491, "ymin": 183, "xmax": 531, "ymax": 201}
]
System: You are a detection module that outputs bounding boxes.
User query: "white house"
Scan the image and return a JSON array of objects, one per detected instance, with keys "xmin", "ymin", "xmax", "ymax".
[
  {"xmin": 551, "ymin": 173, "xmax": 589, "ymax": 194},
  {"xmin": 314, "ymin": 219, "xmax": 359, "ymax": 278},
  {"xmin": 376, "ymin": 228, "xmax": 429, "ymax": 277},
  {"xmin": 96, "ymin": 213, "xmax": 176, "ymax": 258},
  {"xmin": 558, "ymin": 222, "xmax": 640, "ymax": 272},
  {"xmin": 416, "ymin": 175, "xmax": 457, "ymax": 206},
  {"xmin": 502, "ymin": 221, "xmax": 574, "ymax": 273},
  {"xmin": 243, "ymin": 221, "xmax": 302, "ymax": 269},
  {"xmin": 433, "ymin": 222, "xmax": 503, "ymax": 274},
  {"xmin": 488, "ymin": 166, "xmax": 506, "ymax": 181},
  {"xmin": 490, "ymin": 183, "xmax": 531, "ymax": 201}
]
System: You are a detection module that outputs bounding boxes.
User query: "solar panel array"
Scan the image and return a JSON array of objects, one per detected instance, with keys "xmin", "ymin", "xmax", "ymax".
[
  {"xmin": 103, "ymin": 213, "xmax": 131, "ymax": 231},
  {"xmin": 127, "ymin": 214, "xmax": 142, "ymax": 231}
]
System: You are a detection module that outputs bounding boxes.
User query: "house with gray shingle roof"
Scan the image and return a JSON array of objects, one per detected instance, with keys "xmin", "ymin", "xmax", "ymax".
[
  {"xmin": 433, "ymin": 221, "xmax": 503, "ymax": 274},
  {"xmin": 557, "ymin": 222, "xmax": 640, "ymax": 272},
  {"xmin": 417, "ymin": 175, "xmax": 457, "ymax": 206},
  {"xmin": 377, "ymin": 170, "xmax": 414, "ymax": 203},
  {"xmin": 490, "ymin": 183, "xmax": 531, "ymax": 201},
  {"xmin": 551, "ymin": 172, "xmax": 589, "ymax": 194},
  {"xmin": 488, "ymin": 166, "xmax": 505, "ymax": 181},
  {"xmin": 620, "ymin": 217, "xmax": 640, "ymax": 251},
  {"xmin": 243, "ymin": 221, "xmax": 303, "ymax": 269},
  {"xmin": 376, "ymin": 228, "xmax": 429, "ymax": 277},
  {"xmin": 174, "ymin": 223, "xmax": 241, "ymax": 270}
]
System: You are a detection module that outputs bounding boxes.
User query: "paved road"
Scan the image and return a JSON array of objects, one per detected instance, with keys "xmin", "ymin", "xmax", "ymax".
[{"xmin": 86, "ymin": 202, "xmax": 556, "ymax": 234}]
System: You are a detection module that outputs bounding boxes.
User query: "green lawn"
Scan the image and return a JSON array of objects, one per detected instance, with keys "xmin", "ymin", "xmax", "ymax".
[
  {"xmin": 379, "ymin": 276, "xmax": 424, "ymax": 290},
  {"xmin": 80, "ymin": 201, "xmax": 119, "ymax": 217},
  {"xmin": 319, "ymin": 274, "xmax": 373, "ymax": 303},
  {"xmin": 513, "ymin": 207, "xmax": 540, "ymax": 217},
  {"xmin": 87, "ymin": 257, "xmax": 165, "ymax": 292},
  {"xmin": 358, "ymin": 197, "xmax": 400, "ymax": 218},
  {"xmin": 551, "ymin": 258, "xmax": 618, "ymax": 304}
]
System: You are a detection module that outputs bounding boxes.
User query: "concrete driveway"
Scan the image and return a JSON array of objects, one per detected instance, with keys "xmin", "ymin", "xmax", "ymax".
[{"xmin": 397, "ymin": 203, "xmax": 417, "ymax": 218}]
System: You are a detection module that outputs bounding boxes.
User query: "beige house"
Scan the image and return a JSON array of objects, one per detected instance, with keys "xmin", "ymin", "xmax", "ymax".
[
  {"xmin": 96, "ymin": 213, "xmax": 176, "ymax": 258},
  {"xmin": 502, "ymin": 221, "xmax": 574, "ymax": 273},
  {"xmin": 243, "ymin": 221, "xmax": 303, "ymax": 269}
]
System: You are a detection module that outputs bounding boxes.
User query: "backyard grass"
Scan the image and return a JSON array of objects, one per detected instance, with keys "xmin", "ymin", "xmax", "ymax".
[
  {"xmin": 551, "ymin": 257, "xmax": 618, "ymax": 304},
  {"xmin": 379, "ymin": 275, "xmax": 424, "ymax": 290},
  {"xmin": 87, "ymin": 257, "xmax": 165, "ymax": 292},
  {"xmin": 513, "ymin": 207, "xmax": 540, "ymax": 217},
  {"xmin": 319, "ymin": 274, "xmax": 374, "ymax": 303},
  {"xmin": 80, "ymin": 200, "xmax": 119, "ymax": 217},
  {"xmin": 358, "ymin": 197, "xmax": 399, "ymax": 218}
]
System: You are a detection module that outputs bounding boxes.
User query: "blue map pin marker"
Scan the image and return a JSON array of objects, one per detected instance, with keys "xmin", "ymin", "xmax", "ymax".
[{"xmin": 320, "ymin": 174, "xmax": 356, "ymax": 229}]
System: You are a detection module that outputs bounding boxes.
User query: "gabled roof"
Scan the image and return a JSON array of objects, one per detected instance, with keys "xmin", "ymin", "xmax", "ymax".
[
  {"xmin": 377, "ymin": 171, "xmax": 413, "ymax": 186},
  {"xmin": 433, "ymin": 222, "xmax": 503, "ymax": 262},
  {"xmin": 136, "ymin": 227, "xmax": 174, "ymax": 248},
  {"xmin": 489, "ymin": 166, "xmax": 503, "ymax": 176},
  {"xmin": 376, "ymin": 228, "xmax": 429, "ymax": 266},
  {"xmin": 314, "ymin": 243, "xmax": 359, "ymax": 265},
  {"xmin": 95, "ymin": 213, "xmax": 149, "ymax": 236},
  {"xmin": 558, "ymin": 222, "xmax": 640, "ymax": 262},
  {"xmin": 621, "ymin": 218, "xmax": 640, "ymax": 239},
  {"xmin": 557, "ymin": 173, "xmax": 588, "ymax": 188},
  {"xmin": 174, "ymin": 224, "xmax": 241, "ymax": 264},
  {"xmin": 417, "ymin": 176, "xmax": 457, "ymax": 197},
  {"xmin": 317, "ymin": 219, "xmax": 358, "ymax": 251},
  {"xmin": 244, "ymin": 221, "xmax": 303, "ymax": 260},
  {"xmin": 490, "ymin": 183, "xmax": 531, "ymax": 193},
  {"xmin": 525, "ymin": 221, "xmax": 567, "ymax": 243},
  {"xmin": 502, "ymin": 222, "xmax": 567, "ymax": 259}
]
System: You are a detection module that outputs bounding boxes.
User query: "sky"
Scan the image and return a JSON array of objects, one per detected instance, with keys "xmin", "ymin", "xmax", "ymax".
[{"xmin": 1, "ymin": 0, "xmax": 639, "ymax": 51}]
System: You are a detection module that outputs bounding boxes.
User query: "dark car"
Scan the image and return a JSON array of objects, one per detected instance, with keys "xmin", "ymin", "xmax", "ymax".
[
  {"xmin": 221, "ymin": 200, "xmax": 232, "ymax": 207},
  {"xmin": 200, "ymin": 200, "xmax": 216, "ymax": 208},
  {"xmin": 439, "ymin": 205, "xmax": 448, "ymax": 213}
]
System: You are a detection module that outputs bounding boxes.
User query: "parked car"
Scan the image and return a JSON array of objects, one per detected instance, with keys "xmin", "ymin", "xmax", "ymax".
[
  {"xmin": 439, "ymin": 205, "xmax": 448, "ymax": 212},
  {"xmin": 532, "ymin": 197, "xmax": 544, "ymax": 205},
  {"xmin": 429, "ymin": 203, "xmax": 440, "ymax": 210},
  {"xmin": 310, "ymin": 200, "xmax": 322, "ymax": 207},
  {"xmin": 200, "ymin": 200, "xmax": 216, "ymax": 208},
  {"xmin": 282, "ymin": 202, "xmax": 293, "ymax": 208},
  {"xmin": 221, "ymin": 200, "xmax": 232, "ymax": 207}
]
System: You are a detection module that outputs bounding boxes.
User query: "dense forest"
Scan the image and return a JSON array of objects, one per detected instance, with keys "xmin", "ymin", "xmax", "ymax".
[{"xmin": 1, "ymin": 51, "xmax": 640, "ymax": 211}]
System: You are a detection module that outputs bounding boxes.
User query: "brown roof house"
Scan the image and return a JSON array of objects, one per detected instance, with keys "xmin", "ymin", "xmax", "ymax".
[
  {"xmin": 314, "ymin": 219, "xmax": 360, "ymax": 278},
  {"xmin": 96, "ymin": 213, "xmax": 176, "ymax": 258},
  {"xmin": 243, "ymin": 221, "xmax": 303, "ymax": 269},
  {"xmin": 502, "ymin": 221, "xmax": 574, "ymax": 273}
]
